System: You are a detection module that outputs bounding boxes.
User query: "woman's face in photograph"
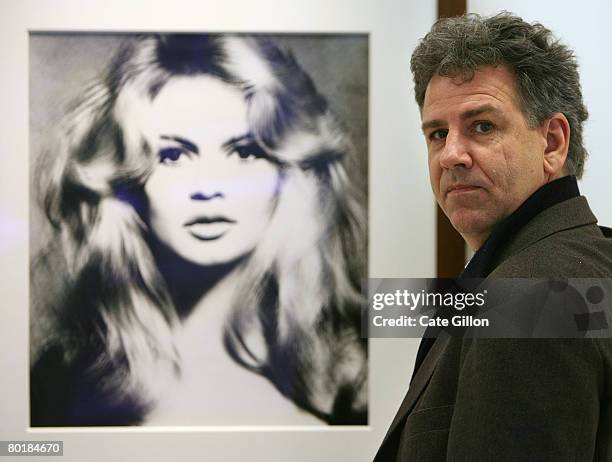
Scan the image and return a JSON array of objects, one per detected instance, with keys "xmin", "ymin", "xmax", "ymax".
[{"xmin": 140, "ymin": 75, "xmax": 282, "ymax": 266}]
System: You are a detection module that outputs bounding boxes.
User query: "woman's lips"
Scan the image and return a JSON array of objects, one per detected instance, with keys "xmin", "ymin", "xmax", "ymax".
[{"xmin": 184, "ymin": 216, "xmax": 236, "ymax": 241}]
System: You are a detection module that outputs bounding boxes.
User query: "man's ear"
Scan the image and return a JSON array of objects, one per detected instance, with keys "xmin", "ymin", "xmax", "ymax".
[{"xmin": 542, "ymin": 112, "xmax": 570, "ymax": 180}]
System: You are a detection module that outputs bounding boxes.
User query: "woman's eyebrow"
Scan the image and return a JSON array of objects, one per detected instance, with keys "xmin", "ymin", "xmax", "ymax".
[
  {"xmin": 223, "ymin": 133, "xmax": 252, "ymax": 148},
  {"xmin": 159, "ymin": 135, "xmax": 199, "ymax": 154}
]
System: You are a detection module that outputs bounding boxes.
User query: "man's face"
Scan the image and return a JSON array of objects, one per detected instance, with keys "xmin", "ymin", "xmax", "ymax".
[{"xmin": 422, "ymin": 65, "xmax": 548, "ymax": 249}]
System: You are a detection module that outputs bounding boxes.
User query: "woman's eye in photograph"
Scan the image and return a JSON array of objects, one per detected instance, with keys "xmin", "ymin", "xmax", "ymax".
[
  {"xmin": 158, "ymin": 147, "xmax": 194, "ymax": 166},
  {"xmin": 228, "ymin": 141, "xmax": 270, "ymax": 162}
]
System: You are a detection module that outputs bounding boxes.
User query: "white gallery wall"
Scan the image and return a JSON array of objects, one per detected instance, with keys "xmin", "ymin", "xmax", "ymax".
[
  {"xmin": 5, "ymin": 1, "xmax": 608, "ymax": 460},
  {"xmin": 0, "ymin": 1, "xmax": 435, "ymax": 461},
  {"xmin": 468, "ymin": 0, "xmax": 612, "ymax": 226}
]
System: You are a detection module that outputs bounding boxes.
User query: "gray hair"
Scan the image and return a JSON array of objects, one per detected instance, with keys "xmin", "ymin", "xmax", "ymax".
[{"xmin": 410, "ymin": 12, "xmax": 589, "ymax": 177}]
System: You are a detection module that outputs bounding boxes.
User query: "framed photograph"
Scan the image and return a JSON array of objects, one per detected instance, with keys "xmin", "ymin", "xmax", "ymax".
[
  {"xmin": 0, "ymin": 1, "xmax": 436, "ymax": 460},
  {"xmin": 30, "ymin": 32, "xmax": 369, "ymax": 427}
]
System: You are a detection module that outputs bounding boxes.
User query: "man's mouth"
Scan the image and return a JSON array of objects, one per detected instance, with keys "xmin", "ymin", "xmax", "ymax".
[{"xmin": 446, "ymin": 184, "xmax": 482, "ymax": 196}]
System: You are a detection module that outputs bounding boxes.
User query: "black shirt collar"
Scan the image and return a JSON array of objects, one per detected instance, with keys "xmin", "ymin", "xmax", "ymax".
[{"xmin": 461, "ymin": 175, "xmax": 580, "ymax": 278}]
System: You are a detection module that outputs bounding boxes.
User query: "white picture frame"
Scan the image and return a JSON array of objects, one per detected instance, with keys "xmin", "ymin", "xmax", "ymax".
[{"xmin": 0, "ymin": 1, "xmax": 435, "ymax": 460}]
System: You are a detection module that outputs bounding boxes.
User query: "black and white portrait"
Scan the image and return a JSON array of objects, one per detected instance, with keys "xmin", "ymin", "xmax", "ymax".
[{"xmin": 29, "ymin": 33, "xmax": 368, "ymax": 426}]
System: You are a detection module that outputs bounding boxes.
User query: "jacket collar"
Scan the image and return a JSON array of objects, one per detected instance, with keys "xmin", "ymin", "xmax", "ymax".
[
  {"xmin": 463, "ymin": 175, "xmax": 581, "ymax": 278},
  {"xmin": 490, "ymin": 195, "xmax": 598, "ymax": 271}
]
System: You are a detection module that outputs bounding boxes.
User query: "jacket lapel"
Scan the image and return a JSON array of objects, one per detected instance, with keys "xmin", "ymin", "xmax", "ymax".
[{"xmin": 378, "ymin": 334, "xmax": 451, "ymax": 448}]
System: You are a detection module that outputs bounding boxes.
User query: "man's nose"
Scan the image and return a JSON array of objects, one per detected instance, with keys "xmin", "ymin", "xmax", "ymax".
[{"xmin": 439, "ymin": 130, "xmax": 473, "ymax": 170}]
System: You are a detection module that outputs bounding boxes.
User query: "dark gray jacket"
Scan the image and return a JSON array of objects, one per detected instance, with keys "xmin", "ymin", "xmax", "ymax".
[{"xmin": 374, "ymin": 196, "xmax": 612, "ymax": 461}]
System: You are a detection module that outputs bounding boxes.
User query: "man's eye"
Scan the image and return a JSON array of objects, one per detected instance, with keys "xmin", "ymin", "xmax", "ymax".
[
  {"xmin": 430, "ymin": 129, "xmax": 448, "ymax": 141},
  {"xmin": 474, "ymin": 121, "xmax": 494, "ymax": 134},
  {"xmin": 158, "ymin": 147, "xmax": 193, "ymax": 166}
]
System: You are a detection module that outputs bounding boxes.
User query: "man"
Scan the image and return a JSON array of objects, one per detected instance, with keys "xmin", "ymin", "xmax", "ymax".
[{"xmin": 375, "ymin": 13, "xmax": 612, "ymax": 461}]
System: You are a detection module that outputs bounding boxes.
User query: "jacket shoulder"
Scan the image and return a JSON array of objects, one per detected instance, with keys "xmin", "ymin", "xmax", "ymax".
[{"xmin": 491, "ymin": 224, "xmax": 612, "ymax": 277}]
